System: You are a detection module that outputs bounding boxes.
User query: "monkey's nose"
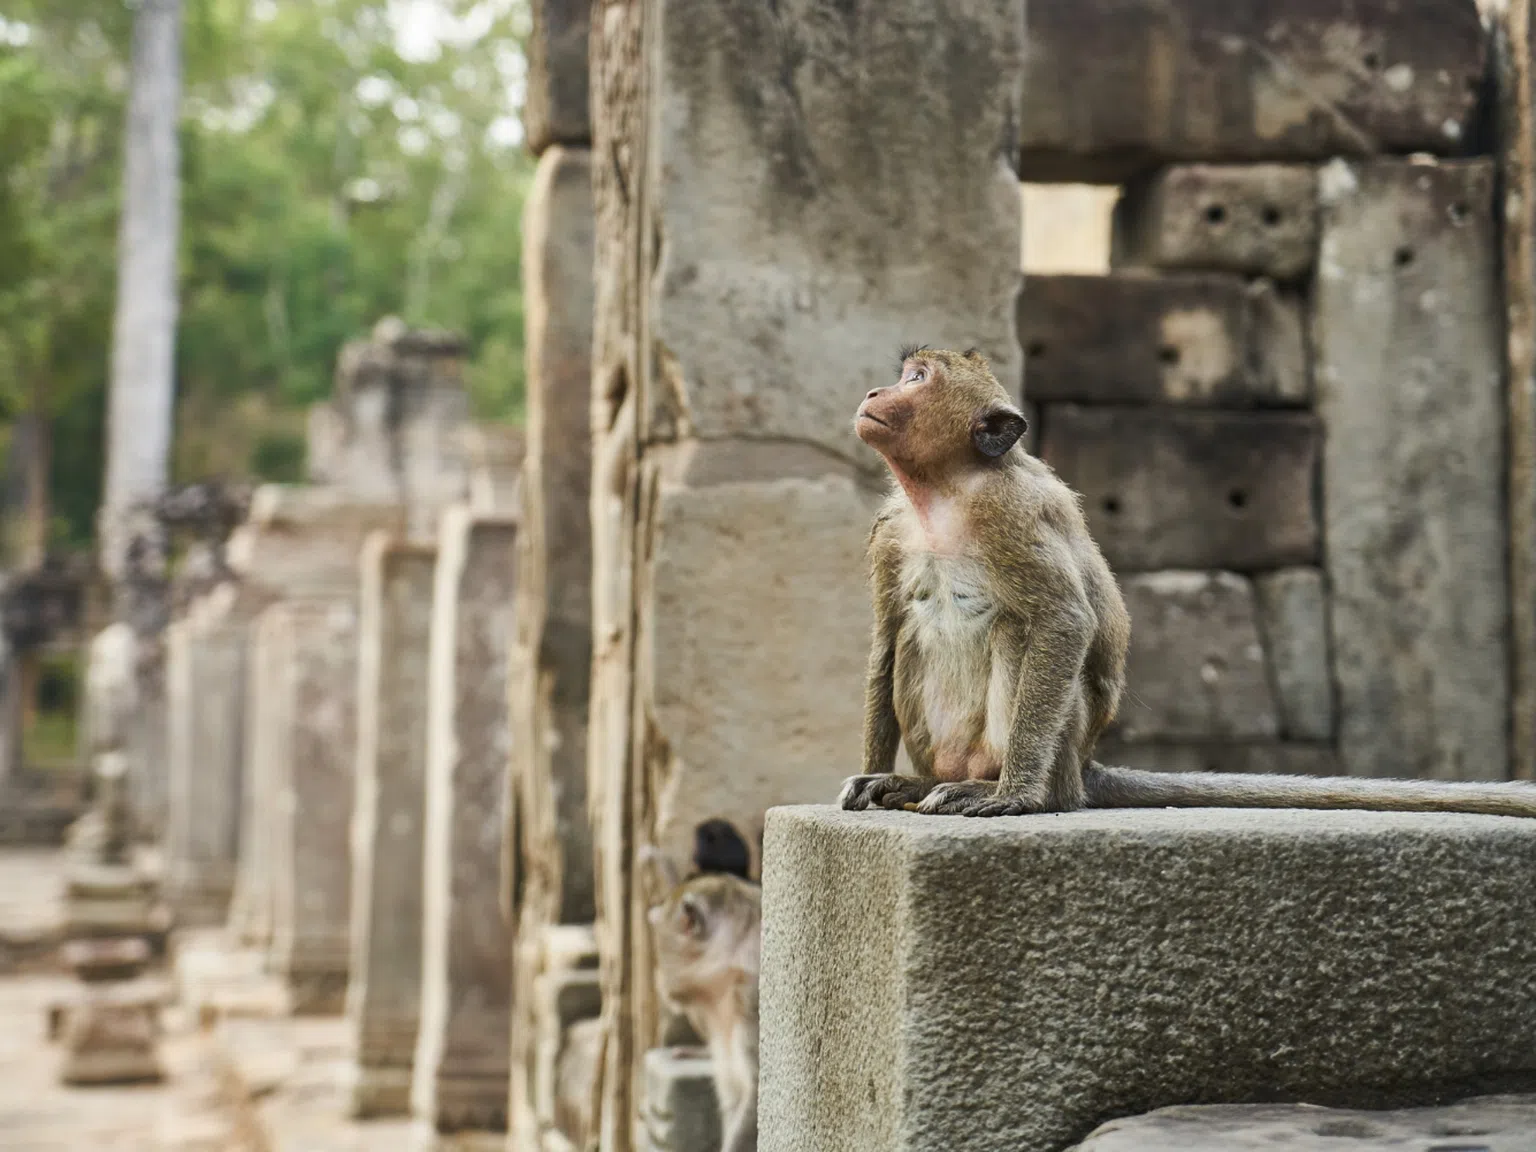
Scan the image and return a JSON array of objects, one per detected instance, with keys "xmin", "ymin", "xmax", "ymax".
[{"xmin": 865, "ymin": 389, "xmax": 881, "ymax": 400}]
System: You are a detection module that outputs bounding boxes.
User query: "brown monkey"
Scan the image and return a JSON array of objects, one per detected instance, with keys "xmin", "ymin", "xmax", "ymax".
[
  {"xmin": 839, "ymin": 345, "xmax": 1536, "ymax": 818},
  {"xmin": 642, "ymin": 841, "xmax": 760, "ymax": 1152}
]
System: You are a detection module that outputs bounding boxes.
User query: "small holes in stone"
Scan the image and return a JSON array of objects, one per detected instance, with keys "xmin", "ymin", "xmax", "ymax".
[
  {"xmin": 1204, "ymin": 203, "xmax": 1227, "ymax": 225},
  {"xmin": 1261, "ymin": 205, "xmax": 1282, "ymax": 226},
  {"xmin": 1363, "ymin": 51, "xmax": 1381, "ymax": 71},
  {"xmin": 1227, "ymin": 489, "xmax": 1247, "ymax": 510},
  {"xmin": 1394, "ymin": 245, "xmax": 1415, "ymax": 268},
  {"xmin": 1157, "ymin": 344, "xmax": 1180, "ymax": 367},
  {"xmin": 1449, "ymin": 201, "xmax": 1469, "ymax": 225},
  {"xmin": 1026, "ymin": 340, "xmax": 1047, "ymax": 359},
  {"xmin": 1102, "ymin": 496, "xmax": 1121, "ymax": 515}
]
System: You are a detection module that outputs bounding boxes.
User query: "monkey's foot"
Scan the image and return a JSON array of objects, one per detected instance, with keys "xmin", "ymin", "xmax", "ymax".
[
  {"xmin": 837, "ymin": 774, "xmax": 937, "ymax": 811},
  {"xmin": 916, "ymin": 781, "xmax": 1041, "ymax": 817}
]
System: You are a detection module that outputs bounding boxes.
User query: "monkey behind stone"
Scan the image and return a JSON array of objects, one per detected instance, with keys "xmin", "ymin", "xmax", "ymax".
[
  {"xmin": 643, "ymin": 826, "xmax": 761, "ymax": 1152},
  {"xmin": 692, "ymin": 817, "xmax": 753, "ymax": 881}
]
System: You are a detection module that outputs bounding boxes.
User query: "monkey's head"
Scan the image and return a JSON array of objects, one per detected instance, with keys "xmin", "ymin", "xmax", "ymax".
[
  {"xmin": 692, "ymin": 818, "xmax": 752, "ymax": 881},
  {"xmin": 648, "ymin": 872, "xmax": 761, "ymax": 1008},
  {"xmin": 855, "ymin": 346, "xmax": 1028, "ymax": 482}
]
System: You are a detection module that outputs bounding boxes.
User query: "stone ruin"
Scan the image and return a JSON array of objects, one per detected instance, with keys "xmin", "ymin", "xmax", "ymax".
[{"xmin": 35, "ymin": 0, "xmax": 1536, "ymax": 1148}]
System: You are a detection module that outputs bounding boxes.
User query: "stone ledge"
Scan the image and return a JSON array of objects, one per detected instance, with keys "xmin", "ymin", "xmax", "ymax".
[{"xmin": 760, "ymin": 805, "xmax": 1536, "ymax": 1152}]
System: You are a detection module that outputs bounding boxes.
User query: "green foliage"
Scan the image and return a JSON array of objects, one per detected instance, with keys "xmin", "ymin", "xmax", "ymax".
[{"xmin": 0, "ymin": 0, "xmax": 534, "ymax": 545}]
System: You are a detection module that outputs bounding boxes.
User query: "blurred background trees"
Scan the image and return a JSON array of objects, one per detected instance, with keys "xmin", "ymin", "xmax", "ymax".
[{"xmin": 0, "ymin": 0, "xmax": 533, "ymax": 552}]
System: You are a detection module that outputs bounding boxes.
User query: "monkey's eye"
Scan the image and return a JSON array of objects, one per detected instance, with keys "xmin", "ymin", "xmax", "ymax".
[{"xmin": 909, "ymin": 368, "xmax": 926, "ymax": 383}]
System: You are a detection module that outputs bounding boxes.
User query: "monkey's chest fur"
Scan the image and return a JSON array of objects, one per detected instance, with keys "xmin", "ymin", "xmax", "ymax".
[{"xmin": 893, "ymin": 550, "xmax": 1014, "ymax": 781}]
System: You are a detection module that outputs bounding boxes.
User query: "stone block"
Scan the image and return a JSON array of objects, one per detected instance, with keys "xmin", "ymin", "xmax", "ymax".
[
  {"xmin": 1313, "ymin": 158, "xmax": 1507, "ymax": 780},
  {"xmin": 555, "ymin": 1018, "xmax": 603, "ymax": 1151},
  {"xmin": 761, "ymin": 806, "xmax": 1536, "ymax": 1152},
  {"xmin": 227, "ymin": 607, "xmax": 290, "ymax": 950},
  {"xmin": 412, "ymin": 509, "xmax": 518, "ymax": 1135},
  {"xmin": 463, "ymin": 425, "xmax": 525, "ymax": 514},
  {"xmin": 1020, "ymin": 274, "xmax": 1307, "ymax": 407},
  {"xmin": 1112, "ymin": 165, "xmax": 1319, "ymax": 282},
  {"xmin": 1113, "ymin": 572, "xmax": 1278, "ymax": 742},
  {"xmin": 226, "ymin": 485, "xmax": 404, "ymax": 600},
  {"xmin": 641, "ymin": 1048, "xmax": 720, "ymax": 1152},
  {"xmin": 1020, "ymin": 0, "xmax": 1488, "ymax": 183},
  {"xmin": 525, "ymin": 0, "xmax": 591, "ymax": 153},
  {"xmin": 1038, "ymin": 406, "xmax": 1320, "ymax": 572},
  {"xmin": 347, "ymin": 535, "xmax": 438, "ymax": 1118},
  {"xmin": 165, "ymin": 617, "xmax": 246, "ymax": 926},
  {"xmin": 1253, "ymin": 568, "xmax": 1335, "ymax": 741},
  {"xmin": 1094, "ymin": 740, "xmax": 1341, "ymax": 777},
  {"xmin": 1070, "ymin": 1094, "xmax": 1536, "ymax": 1151},
  {"xmin": 262, "ymin": 600, "xmax": 360, "ymax": 1015},
  {"xmin": 59, "ymin": 984, "xmax": 165, "ymax": 1086},
  {"xmin": 643, "ymin": 0, "xmax": 1024, "ymax": 462}
]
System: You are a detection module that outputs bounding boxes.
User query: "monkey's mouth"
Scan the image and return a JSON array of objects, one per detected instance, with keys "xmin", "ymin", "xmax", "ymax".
[{"xmin": 857, "ymin": 411, "xmax": 889, "ymax": 428}]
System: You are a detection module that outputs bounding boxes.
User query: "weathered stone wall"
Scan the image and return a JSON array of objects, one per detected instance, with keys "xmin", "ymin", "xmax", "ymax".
[
  {"xmin": 587, "ymin": 1, "xmax": 1024, "ymax": 1146},
  {"xmin": 509, "ymin": 140, "xmax": 599, "ymax": 1149},
  {"xmin": 346, "ymin": 534, "xmax": 437, "ymax": 1118},
  {"xmin": 412, "ymin": 509, "xmax": 519, "ymax": 1139},
  {"xmin": 761, "ymin": 806, "xmax": 1536, "ymax": 1152}
]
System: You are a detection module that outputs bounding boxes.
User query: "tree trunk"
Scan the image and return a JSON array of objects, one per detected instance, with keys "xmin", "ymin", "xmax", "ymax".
[{"xmin": 102, "ymin": 0, "xmax": 182, "ymax": 624}]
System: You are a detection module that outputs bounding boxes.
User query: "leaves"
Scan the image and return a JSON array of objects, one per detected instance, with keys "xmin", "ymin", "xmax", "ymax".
[{"xmin": 0, "ymin": 0, "xmax": 533, "ymax": 546}]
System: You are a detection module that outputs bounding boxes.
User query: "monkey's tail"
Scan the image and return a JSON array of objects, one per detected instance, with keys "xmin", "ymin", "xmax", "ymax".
[{"xmin": 1083, "ymin": 761, "xmax": 1536, "ymax": 818}]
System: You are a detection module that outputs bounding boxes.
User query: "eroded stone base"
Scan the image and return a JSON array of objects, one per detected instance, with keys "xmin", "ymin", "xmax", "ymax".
[
  {"xmin": 58, "ymin": 987, "xmax": 164, "ymax": 1086},
  {"xmin": 350, "ymin": 1063, "xmax": 414, "ymax": 1119}
]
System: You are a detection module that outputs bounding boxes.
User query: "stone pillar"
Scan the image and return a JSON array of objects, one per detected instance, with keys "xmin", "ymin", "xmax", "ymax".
[
  {"xmin": 510, "ymin": 139, "xmax": 597, "ymax": 1148},
  {"xmin": 346, "ymin": 534, "xmax": 437, "ymax": 1117},
  {"xmin": 264, "ymin": 599, "xmax": 360, "ymax": 1015},
  {"xmin": 1313, "ymin": 159, "xmax": 1508, "ymax": 781},
  {"xmin": 164, "ymin": 608, "xmax": 246, "ymax": 925},
  {"xmin": 463, "ymin": 425, "xmax": 526, "ymax": 514},
  {"xmin": 223, "ymin": 487, "xmax": 403, "ymax": 949},
  {"xmin": 587, "ymin": 3, "xmax": 1023, "ymax": 1146},
  {"xmin": 412, "ymin": 508, "xmax": 518, "ymax": 1144}
]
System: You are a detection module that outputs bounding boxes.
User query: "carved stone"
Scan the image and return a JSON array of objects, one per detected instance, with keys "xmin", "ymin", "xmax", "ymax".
[
  {"xmin": 641, "ymin": 1047, "xmax": 720, "ymax": 1152},
  {"xmin": 525, "ymin": 0, "xmax": 591, "ymax": 154},
  {"xmin": 1038, "ymin": 406, "xmax": 1320, "ymax": 572}
]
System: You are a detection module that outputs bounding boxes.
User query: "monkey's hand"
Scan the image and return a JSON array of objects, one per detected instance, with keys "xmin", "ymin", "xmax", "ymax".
[
  {"xmin": 838, "ymin": 774, "xmax": 938, "ymax": 811},
  {"xmin": 916, "ymin": 780, "xmax": 1043, "ymax": 817}
]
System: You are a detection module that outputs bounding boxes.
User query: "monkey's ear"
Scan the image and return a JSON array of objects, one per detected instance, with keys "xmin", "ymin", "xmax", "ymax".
[
  {"xmin": 972, "ymin": 407, "xmax": 1028, "ymax": 458},
  {"xmin": 680, "ymin": 894, "xmax": 708, "ymax": 938}
]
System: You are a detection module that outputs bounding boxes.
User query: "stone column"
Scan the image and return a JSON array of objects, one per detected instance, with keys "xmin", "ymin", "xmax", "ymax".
[
  {"xmin": 587, "ymin": 3, "xmax": 1024, "ymax": 1146},
  {"xmin": 347, "ymin": 534, "xmax": 438, "ymax": 1117},
  {"xmin": 264, "ymin": 599, "xmax": 360, "ymax": 1015},
  {"xmin": 1313, "ymin": 159, "xmax": 1508, "ymax": 781},
  {"xmin": 164, "ymin": 609, "xmax": 246, "ymax": 926},
  {"xmin": 510, "ymin": 138, "xmax": 597, "ymax": 1148},
  {"xmin": 412, "ymin": 508, "xmax": 518, "ymax": 1145}
]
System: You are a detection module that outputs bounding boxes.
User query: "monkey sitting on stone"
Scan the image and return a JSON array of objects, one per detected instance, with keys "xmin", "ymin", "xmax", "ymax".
[
  {"xmin": 642, "ymin": 820, "xmax": 761, "ymax": 1152},
  {"xmin": 839, "ymin": 345, "xmax": 1536, "ymax": 818}
]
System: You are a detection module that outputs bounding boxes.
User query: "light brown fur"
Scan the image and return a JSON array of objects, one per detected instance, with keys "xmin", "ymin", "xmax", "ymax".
[
  {"xmin": 840, "ymin": 346, "xmax": 1536, "ymax": 818},
  {"xmin": 644, "ymin": 851, "xmax": 761, "ymax": 1152}
]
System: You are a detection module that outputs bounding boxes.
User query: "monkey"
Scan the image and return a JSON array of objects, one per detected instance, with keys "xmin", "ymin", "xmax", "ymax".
[
  {"xmin": 692, "ymin": 818, "xmax": 753, "ymax": 881},
  {"xmin": 642, "ymin": 840, "xmax": 761, "ymax": 1152},
  {"xmin": 838, "ymin": 345, "xmax": 1536, "ymax": 819}
]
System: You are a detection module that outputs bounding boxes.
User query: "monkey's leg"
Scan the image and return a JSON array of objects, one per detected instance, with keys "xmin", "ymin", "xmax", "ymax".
[
  {"xmin": 838, "ymin": 773, "xmax": 938, "ymax": 811},
  {"xmin": 720, "ymin": 1089, "xmax": 757, "ymax": 1152},
  {"xmin": 918, "ymin": 614, "xmax": 1094, "ymax": 817}
]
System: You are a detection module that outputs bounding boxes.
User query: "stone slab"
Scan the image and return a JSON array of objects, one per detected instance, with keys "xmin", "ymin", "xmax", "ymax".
[
  {"xmin": 1114, "ymin": 572, "xmax": 1278, "ymax": 742},
  {"xmin": 645, "ymin": 0, "xmax": 1024, "ymax": 463},
  {"xmin": 165, "ymin": 617, "xmax": 246, "ymax": 926},
  {"xmin": 525, "ymin": 0, "xmax": 591, "ymax": 153},
  {"xmin": 1038, "ymin": 406, "xmax": 1320, "ymax": 571},
  {"xmin": 347, "ymin": 536, "xmax": 437, "ymax": 1117},
  {"xmin": 641, "ymin": 1047, "xmax": 721, "ymax": 1152},
  {"xmin": 263, "ymin": 600, "xmax": 360, "ymax": 1014},
  {"xmin": 226, "ymin": 486, "xmax": 404, "ymax": 600},
  {"xmin": 1070, "ymin": 1094, "xmax": 1536, "ymax": 1151},
  {"xmin": 412, "ymin": 510, "xmax": 518, "ymax": 1134},
  {"xmin": 1313, "ymin": 158, "xmax": 1507, "ymax": 780},
  {"xmin": 1254, "ymin": 568, "xmax": 1336, "ymax": 741},
  {"xmin": 1020, "ymin": 273, "xmax": 1307, "ymax": 407},
  {"xmin": 761, "ymin": 806, "xmax": 1536, "ymax": 1152},
  {"xmin": 1020, "ymin": 0, "xmax": 1488, "ymax": 183},
  {"xmin": 1112, "ymin": 164, "xmax": 1320, "ymax": 281}
]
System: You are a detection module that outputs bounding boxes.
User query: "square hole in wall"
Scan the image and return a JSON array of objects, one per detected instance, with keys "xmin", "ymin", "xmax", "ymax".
[{"xmin": 1020, "ymin": 183, "xmax": 1120, "ymax": 274}]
